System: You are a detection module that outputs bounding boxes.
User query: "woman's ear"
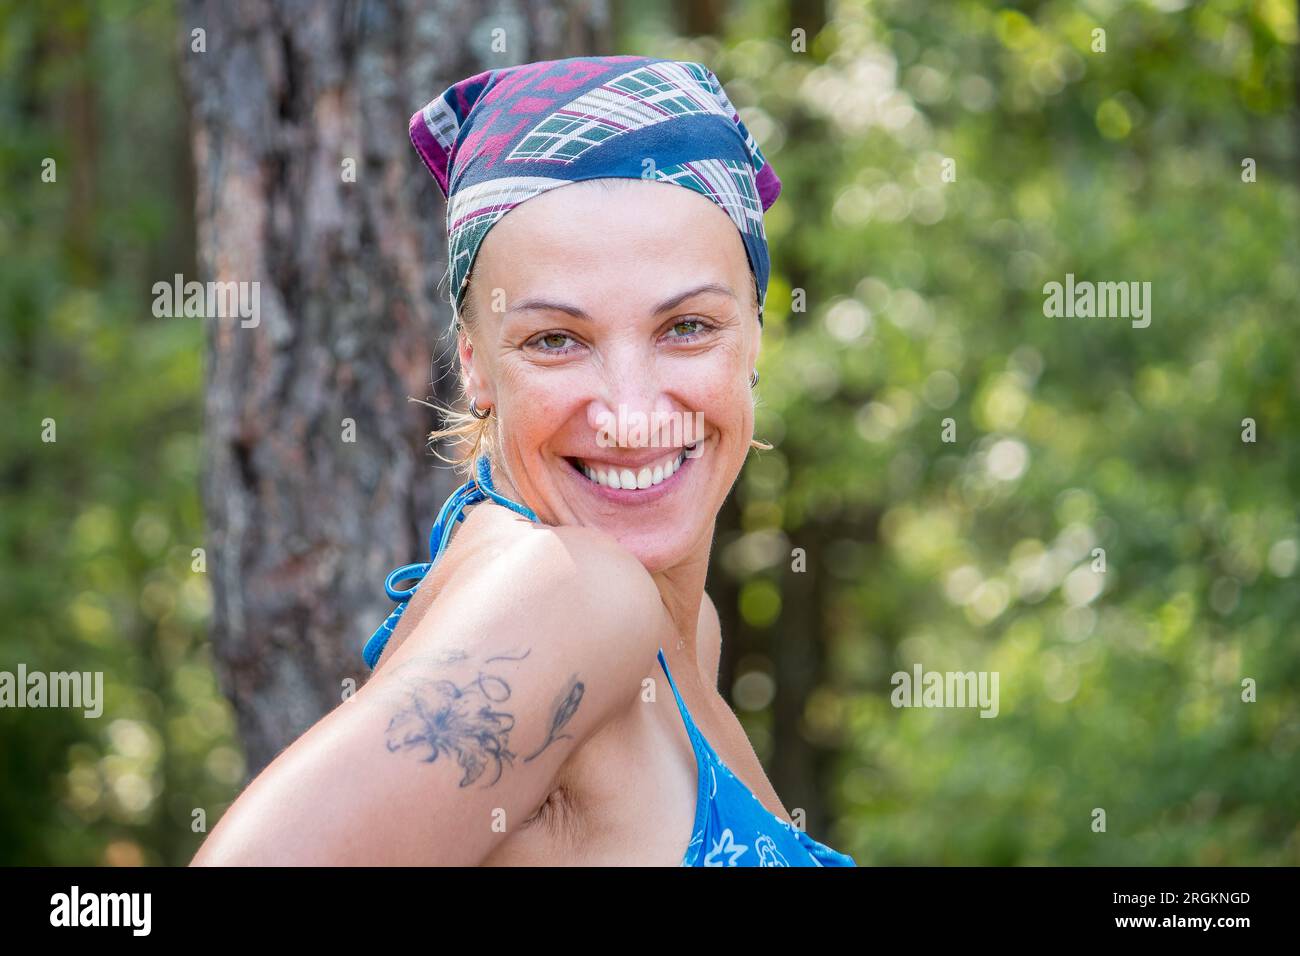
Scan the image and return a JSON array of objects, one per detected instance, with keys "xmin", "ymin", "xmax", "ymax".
[
  {"xmin": 457, "ymin": 327, "xmax": 495, "ymax": 408},
  {"xmin": 456, "ymin": 326, "xmax": 473, "ymax": 376},
  {"xmin": 454, "ymin": 327, "xmax": 486, "ymax": 405}
]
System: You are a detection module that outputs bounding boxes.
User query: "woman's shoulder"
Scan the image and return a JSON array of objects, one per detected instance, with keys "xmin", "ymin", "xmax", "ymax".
[
  {"xmin": 462, "ymin": 499, "xmax": 654, "ymax": 581},
  {"xmin": 479, "ymin": 505, "xmax": 663, "ymax": 615},
  {"xmin": 430, "ymin": 500, "xmax": 669, "ymax": 671}
]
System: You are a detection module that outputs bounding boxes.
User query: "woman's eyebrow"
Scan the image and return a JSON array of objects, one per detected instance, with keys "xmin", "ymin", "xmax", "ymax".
[
  {"xmin": 654, "ymin": 282, "xmax": 736, "ymax": 314},
  {"xmin": 506, "ymin": 282, "xmax": 737, "ymax": 320}
]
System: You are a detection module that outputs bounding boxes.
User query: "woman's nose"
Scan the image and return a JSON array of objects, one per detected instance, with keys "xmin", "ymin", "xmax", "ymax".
[{"xmin": 586, "ymin": 356, "xmax": 680, "ymax": 448}]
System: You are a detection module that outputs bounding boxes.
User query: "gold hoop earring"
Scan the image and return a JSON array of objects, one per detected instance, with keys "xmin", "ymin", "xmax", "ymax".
[{"xmin": 469, "ymin": 397, "xmax": 492, "ymax": 420}]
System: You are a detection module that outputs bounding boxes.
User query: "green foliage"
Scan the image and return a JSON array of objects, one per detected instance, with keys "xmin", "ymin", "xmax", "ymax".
[
  {"xmin": 0, "ymin": 1, "xmax": 239, "ymax": 865},
  {"xmin": 639, "ymin": 0, "xmax": 1299, "ymax": 864}
]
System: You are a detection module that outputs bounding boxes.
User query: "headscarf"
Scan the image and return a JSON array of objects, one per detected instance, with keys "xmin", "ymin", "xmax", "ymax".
[{"xmin": 408, "ymin": 55, "xmax": 781, "ymax": 322}]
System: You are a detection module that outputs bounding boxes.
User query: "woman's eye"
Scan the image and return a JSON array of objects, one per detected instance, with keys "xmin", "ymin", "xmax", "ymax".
[
  {"xmin": 530, "ymin": 331, "xmax": 579, "ymax": 353},
  {"xmin": 529, "ymin": 319, "xmax": 713, "ymax": 353},
  {"xmin": 666, "ymin": 317, "xmax": 713, "ymax": 341}
]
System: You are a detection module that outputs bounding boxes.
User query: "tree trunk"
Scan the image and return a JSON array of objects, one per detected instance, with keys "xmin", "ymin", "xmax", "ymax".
[{"xmin": 181, "ymin": 0, "xmax": 611, "ymax": 777}]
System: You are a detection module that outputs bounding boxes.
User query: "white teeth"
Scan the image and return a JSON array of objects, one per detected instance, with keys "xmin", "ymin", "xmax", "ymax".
[{"xmin": 573, "ymin": 444, "xmax": 698, "ymax": 491}]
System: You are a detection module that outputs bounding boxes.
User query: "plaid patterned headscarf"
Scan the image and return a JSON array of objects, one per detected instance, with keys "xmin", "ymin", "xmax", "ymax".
[{"xmin": 408, "ymin": 55, "xmax": 781, "ymax": 322}]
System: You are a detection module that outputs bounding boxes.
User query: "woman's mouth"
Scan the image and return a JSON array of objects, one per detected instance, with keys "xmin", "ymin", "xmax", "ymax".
[{"xmin": 563, "ymin": 440, "xmax": 702, "ymax": 500}]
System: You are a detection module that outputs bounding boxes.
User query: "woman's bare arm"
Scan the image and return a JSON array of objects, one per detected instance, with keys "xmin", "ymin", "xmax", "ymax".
[{"xmin": 191, "ymin": 525, "xmax": 666, "ymax": 865}]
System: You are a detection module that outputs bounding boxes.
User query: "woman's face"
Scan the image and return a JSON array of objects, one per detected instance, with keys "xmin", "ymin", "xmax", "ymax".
[{"xmin": 460, "ymin": 178, "xmax": 761, "ymax": 572}]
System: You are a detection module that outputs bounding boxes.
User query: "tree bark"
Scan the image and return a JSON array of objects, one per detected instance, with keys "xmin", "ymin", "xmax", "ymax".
[{"xmin": 181, "ymin": 0, "xmax": 611, "ymax": 777}]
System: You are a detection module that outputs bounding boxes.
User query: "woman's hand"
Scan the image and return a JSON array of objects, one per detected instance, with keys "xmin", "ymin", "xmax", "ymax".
[{"xmin": 190, "ymin": 524, "xmax": 666, "ymax": 865}]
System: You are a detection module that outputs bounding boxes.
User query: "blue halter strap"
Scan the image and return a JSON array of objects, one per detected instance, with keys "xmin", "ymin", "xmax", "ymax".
[{"xmin": 361, "ymin": 454, "xmax": 539, "ymax": 670}]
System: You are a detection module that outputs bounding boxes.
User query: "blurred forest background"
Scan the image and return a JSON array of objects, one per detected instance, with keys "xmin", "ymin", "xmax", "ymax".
[{"xmin": 1, "ymin": 0, "xmax": 1297, "ymax": 866}]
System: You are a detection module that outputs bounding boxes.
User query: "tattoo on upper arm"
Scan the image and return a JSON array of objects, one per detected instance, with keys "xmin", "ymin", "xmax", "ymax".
[
  {"xmin": 522, "ymin": 676, "xmax": 584, "ymax": 762},
  {"xmin": 382, "ymin": 647, "xmax": 585, "ymax": 787},
  {"xmin": 485, "ymin": 649, "xmax": 531, "ymax": 663}
]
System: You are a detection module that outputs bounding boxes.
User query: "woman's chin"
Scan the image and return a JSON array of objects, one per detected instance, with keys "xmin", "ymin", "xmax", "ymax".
[{"xmin": 578, "ymin": 509, "xmax": 704, "ymax": 573}]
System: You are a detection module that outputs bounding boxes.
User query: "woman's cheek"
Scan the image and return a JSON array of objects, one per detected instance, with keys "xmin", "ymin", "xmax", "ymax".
[
  {"xmin": 703, "ymin": 378, "xmax": 750, "ymax": 429},
  {"xmin": 503, "ymin": 367, "xmax": 569, "ymax": 417}
]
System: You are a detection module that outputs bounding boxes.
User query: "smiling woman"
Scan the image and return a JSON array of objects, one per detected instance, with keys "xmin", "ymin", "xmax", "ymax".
[
  {"xmin": 428, "ymin": 183, "xmax": 770, "ymax": 480},
  {"xmin": 441, "ymin": 177, "xmax": 765, "ymax": 568},
  {"xmin": 430, "ymin": 178, "xmax": 766, "ymax": 485},
  {"xmin": 191, "ymin": 54, "xmax": 856, "ymax": 868}
]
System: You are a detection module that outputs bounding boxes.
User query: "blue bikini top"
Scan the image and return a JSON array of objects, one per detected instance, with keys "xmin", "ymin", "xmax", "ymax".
[
  {"xmin": 655, "ymin": 647, "xmax": 857, "ymax": 867},
  {"xmin": 361, "ymin": 454, "xmax": 536, "ymax": 671},
  {"xmin": 362, "ymin": 454, "xmax": 857, "ymax": 868}
]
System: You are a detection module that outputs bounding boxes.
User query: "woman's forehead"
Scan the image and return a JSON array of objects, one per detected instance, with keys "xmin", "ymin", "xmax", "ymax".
[{"xmin": 477, "ymin": 179, "xmax": 749, "ymax": 284}]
